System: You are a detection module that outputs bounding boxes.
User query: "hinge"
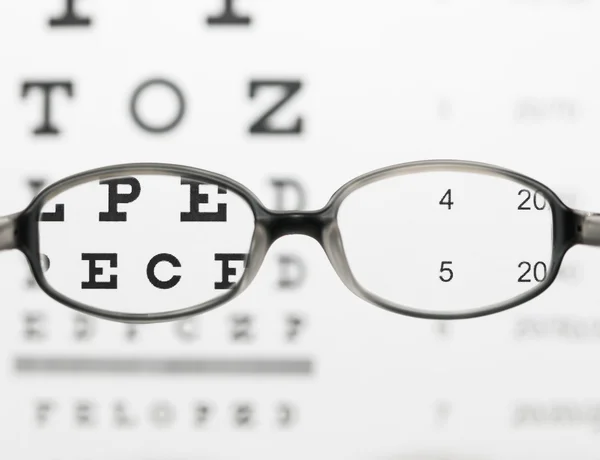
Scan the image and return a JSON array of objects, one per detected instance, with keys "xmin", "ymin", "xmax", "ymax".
[
  {"xmin": 0, "ymin": 213, "xmax": 18, "ymax": 251},
  {"xmin": 578, "ymin": 211, "xmax": 600, "ymax": 246}
]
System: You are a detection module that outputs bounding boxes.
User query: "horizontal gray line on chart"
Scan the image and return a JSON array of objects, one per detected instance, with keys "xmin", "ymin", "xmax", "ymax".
[{"xmin": 14, "ymin": 356, "xmax": 313, "ymax": 376}]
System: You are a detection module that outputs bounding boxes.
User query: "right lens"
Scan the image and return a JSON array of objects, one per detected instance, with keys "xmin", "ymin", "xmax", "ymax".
[
  {"xmin": 336, "ymin": 168, "xmax": 554, "ymax": 316},
  {"xmin": 37, "ymin": 173, "xmax": 256, "ymax": 315}
]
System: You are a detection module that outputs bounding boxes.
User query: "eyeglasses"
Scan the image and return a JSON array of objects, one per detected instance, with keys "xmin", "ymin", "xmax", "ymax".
[{"xmin": 0, "ymin": 160, "xmax": 593, "ymax": 323}]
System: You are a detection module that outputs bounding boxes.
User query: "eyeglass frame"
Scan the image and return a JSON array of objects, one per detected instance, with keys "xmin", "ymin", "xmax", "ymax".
[{"xmin": 0, "ymin": 159, "xmax": 596, "ymax": 323}]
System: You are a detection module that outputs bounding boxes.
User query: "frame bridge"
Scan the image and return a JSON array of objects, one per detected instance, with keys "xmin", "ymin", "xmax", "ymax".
[{"xmin": 261, "ymin": 211, "xmax": 331, "ymax": 244}]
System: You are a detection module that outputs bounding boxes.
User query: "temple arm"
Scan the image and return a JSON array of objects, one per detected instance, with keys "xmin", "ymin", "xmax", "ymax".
[
  {"xmin": 0, "ymin": 214, "xmax": 17, "ymax": 251},
  {"xmin": 576, "ymin": 210, "xmax": 600, "ymax": 246}
]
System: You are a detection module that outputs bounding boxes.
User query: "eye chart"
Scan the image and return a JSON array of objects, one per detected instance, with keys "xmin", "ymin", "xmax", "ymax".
[{"xmin": 2, "ymin": 1, "xmax": 600, "ymax": 459}]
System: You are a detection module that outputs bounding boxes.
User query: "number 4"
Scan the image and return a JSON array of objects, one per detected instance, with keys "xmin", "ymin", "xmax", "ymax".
[{"xmin": 439, "ymin": 189, "xmax": 453, "ymax": 210}]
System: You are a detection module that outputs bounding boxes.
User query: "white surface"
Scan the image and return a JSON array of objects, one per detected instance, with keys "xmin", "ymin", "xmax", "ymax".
[{"xmin": 0, "ymin": 1, "xmax": 600, "ymax": 459}]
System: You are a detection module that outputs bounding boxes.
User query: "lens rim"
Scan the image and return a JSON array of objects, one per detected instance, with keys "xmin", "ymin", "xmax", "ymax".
[
  {"xmin": 17, "ymin": 163, "xmax": 265, "ymax": 323},
  {"xmin": 322, "ymin": 159, "xmax": 578, "ymax": 319}
]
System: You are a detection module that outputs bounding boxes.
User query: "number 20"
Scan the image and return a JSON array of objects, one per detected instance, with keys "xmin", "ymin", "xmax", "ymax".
[
  {"xmin": 518, "ymin": 189, "xmax": 546, "ymax": 211},
  {"xmin": 518, "ymin": 261, "xmax": 547, "ymax": 283}
]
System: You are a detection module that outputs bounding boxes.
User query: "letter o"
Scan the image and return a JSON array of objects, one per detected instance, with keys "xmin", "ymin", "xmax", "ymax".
[{"xmin": 130, "ymin": 78, "xmax": 185, "ymax": 133}]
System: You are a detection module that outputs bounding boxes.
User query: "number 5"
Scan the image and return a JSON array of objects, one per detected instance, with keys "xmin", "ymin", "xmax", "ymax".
[{"xmin": 439, "ymin": 261, "xmax": 453, "ymax": 282}]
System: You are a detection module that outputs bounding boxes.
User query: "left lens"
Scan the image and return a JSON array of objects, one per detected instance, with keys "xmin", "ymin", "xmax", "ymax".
[
  {"xmin": 38, "ymin": 173, "xmax": 256, "ymax": 315},
  {"xmin": 336, "ymin": 167, "xmax": 555, "ymax": 316}
]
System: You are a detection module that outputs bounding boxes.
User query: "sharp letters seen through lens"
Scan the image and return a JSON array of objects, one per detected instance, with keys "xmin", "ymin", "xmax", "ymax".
[
  {"xmin": 336, "ymin": 170, "xmax": 554, "ymax": 316},
  {"xmin": 38, "ymin": 174, "xmax": 256, "ymax": 315}
]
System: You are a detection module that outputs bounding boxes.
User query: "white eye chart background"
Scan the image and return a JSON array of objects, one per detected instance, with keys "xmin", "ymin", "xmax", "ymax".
[{"xmin": 2, "ymin": 1, "xmax": 600, "ymax": 459}]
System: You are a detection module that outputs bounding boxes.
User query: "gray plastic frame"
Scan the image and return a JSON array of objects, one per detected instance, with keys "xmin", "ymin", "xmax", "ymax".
[{"xmin": 0, "ymin": 159, "xmax": 595, "ymax": 323}]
